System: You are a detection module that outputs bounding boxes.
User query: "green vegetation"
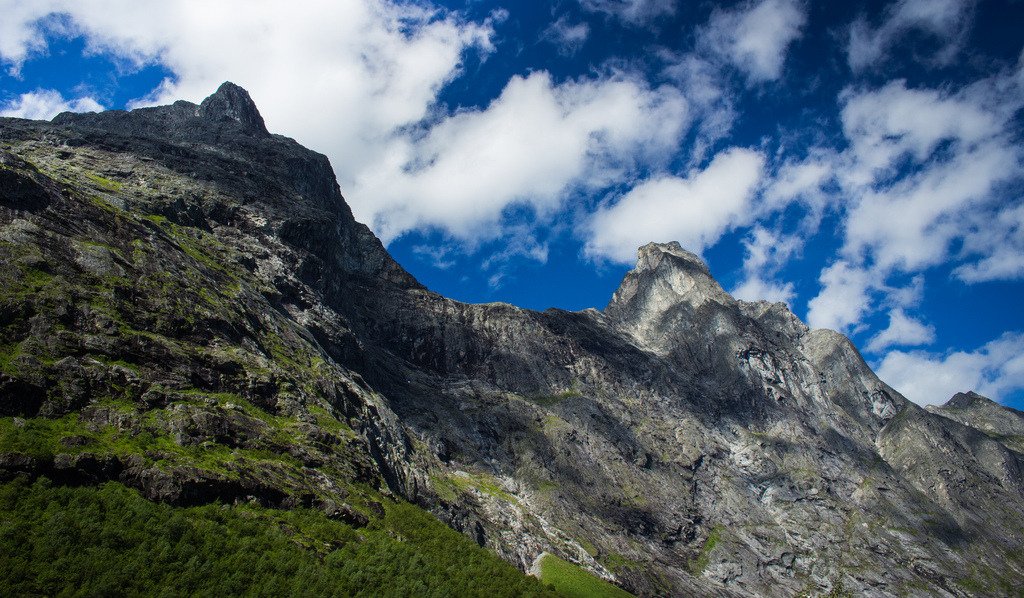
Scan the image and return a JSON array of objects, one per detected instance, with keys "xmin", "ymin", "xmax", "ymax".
[
  {"xmin": 0, "ymin": 343, "xmax": 21, "ymax": 375},
  {"xmin": 259, "ymin": 327, "xmax": 328, "ymax": 382},
  {"xmin": 452, "ymin": 471, "xmax": 517, "ymax": 502},
  {"xmin": 431, "ymin": 470, "xmax": 517, "ymax": 504},
  {"xmin": 528, "ymin": 383, "xmax": 583, "ymax": 407},
  {"xmin": 535, "ymin": 479, "xmax": 560, "ymax": 493},
  {"xmin": 825, "ymin": 579, "xmax": 854, "ymax": 598},
  {"xmin": 88, "ymin": 194, "xmax": 125, "ymax": 216},
  {"xmin": 600, "ymin": 551, "xmax": 642, "ymax": 575},
  {"xmin": 141, "ymin": 214, "xmax": 239, "ymax": 280},
  {"xmin": 85, "ymin": 172, "xmax": 123, "ymax": 192},
  {"xmin": 0, "ymin": 250, "xmax": 55, "ymax": 308},
  {"xmin": 577, "ymin": 538, "xmax": 598, "ymax": 558},
  {"xmin": 0, "ymin": 413, "xmax": 295, "ymax": 477},
  {"xmin": 956, "ymin": 561, "xmax": 1024, "ymax": 597},
  {"xmin": 543, "ymin": 413, "xmax": 568, "ymax": 430},
  {"xmin": 309, "ymin": 405, "xmax": 357, "ymax": 439},
  {"xmin": 0, "ymin": 476, "xmax": 556, "ymax": 597},
  {"xmin": 689, "ymin": 525, "xmax": 723, "ymax": 576},
  {"xmin": 429, "ymin": 474, "xmax": 460, "ymax": 503},
  {"xmin": 538, "ymin": 554, "xmax": 632, "ymax": 598}
]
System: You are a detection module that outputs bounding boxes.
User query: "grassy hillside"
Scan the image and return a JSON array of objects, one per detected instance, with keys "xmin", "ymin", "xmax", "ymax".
[{"xmin": 539, "ymin": 554, "xmax": 633, "ymax": 598}]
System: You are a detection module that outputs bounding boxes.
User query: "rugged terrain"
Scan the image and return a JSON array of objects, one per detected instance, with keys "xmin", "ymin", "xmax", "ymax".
[{"xmin": 1, "ymin": 83, "xmax": 1023, "ymax": 597}]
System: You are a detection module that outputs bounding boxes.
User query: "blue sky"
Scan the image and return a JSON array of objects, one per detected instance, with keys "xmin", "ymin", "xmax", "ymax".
[{"xmin": 2, "ymin": 0, "xmax": 1023, "ymax": 409}]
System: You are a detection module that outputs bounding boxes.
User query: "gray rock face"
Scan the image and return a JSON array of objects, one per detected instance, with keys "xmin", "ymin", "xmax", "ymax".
[
  {"xmin": 2, "ymin": 84, "xmax": 1023, "ymax": 597},
  {"xmin": 196, "ymin": 82, "xmax": 269, "ymax": 134}
]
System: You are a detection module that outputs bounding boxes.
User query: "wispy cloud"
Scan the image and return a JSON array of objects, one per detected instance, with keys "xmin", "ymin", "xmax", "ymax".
[
  {"xmin": 731, "ymin": 227, "xmax": 800, "ymax": 305},
  {"xmin": 577, "ymin": 0, "xmax": 676, "ymax": 26},
  {"xmin": 804, "ymin": 61, "xmax": 1024, "ymax": 332},
  {"xmin": 541, "ymin": 16, "xmax": 589, "ymax": 56},
  {"xmin": 847, "ymin": 0, "xmax": 976, "ymax": 71},
  {"xmin": 700, "ymin": 0, "xmax": 808, "ymax": 84}
]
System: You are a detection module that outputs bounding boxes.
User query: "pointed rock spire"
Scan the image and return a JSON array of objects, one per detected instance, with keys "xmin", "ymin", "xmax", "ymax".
[
  {"xmin": 634, "ymin": 241, "xmax": 711, "ymax": 278},
  {"xmin": 602, "ymin": 242, "xmax": 740, "ymax": 353},
  {"xmin": 196, "ymin": 82, "xmax": 268, "ymax": 134},
  {"xmin": 607, "ymin": 241, "xmax": 731, "ymax": 316}
]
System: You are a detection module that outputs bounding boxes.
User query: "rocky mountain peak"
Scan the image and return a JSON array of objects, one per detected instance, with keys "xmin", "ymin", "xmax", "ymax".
[
  {"xmin": 601, "ymin": 241, "xmax": 740, "ymax": 356},
  {"xmin": 634, "ymin": 241, "xmax": 711, "ymax": 277},
  {"xmin": 606, "ymin": 241, "xmax": 732, "ymax": 321},
  {"xmin": 943, "ymin": 391, "xmax": 993, "ymax": 409},
  {"xmin": 195, "ymin": 81, "xmax": 268, "ymax": 134},
  {"xmin": 928, "ymin": 390, "xmax": 1024, "ymax": 452}
]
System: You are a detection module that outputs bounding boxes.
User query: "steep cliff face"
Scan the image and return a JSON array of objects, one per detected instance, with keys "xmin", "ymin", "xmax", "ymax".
[
  {"xmin": 0, "ymin": 82, "xmax": 420, "ymax": 512},
  {"xmin": 352, "ymin": 237, "xmax": 1024, "ymax": 596},
  {"xmin": 2, "ymin": 84, "xmax": 1023, "ymax": 597}
]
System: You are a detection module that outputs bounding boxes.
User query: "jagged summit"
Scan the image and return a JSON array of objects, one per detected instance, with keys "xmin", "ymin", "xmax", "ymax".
[
  {"xmin": 49, "ymin": 81, "xmax": 270, "ymax": 143},
  {"xmin": 40, "ymin": 82, "xmax": 419, "ymax": 290},
  {"xmin": 606, "ymin": 240, "xmax": 732, "ymax": 328},
  {"xmin": 634, "ymin": 241, "xmax": 711, "ymax": 277},
  {"xmin": 943, "ymin": 390, "xmax": 994, "ymax": 409},
  {"xmin": 928, "ymin": 391, "xmax": 1024, "ymax": 453},
  {"xmin": 195, "ymin": 81, "xmax": 268, "ymax": 134}
]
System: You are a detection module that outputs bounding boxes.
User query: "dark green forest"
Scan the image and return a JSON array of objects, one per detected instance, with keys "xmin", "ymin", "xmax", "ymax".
[{"xmin": 0, "ymin": 476, "xmax": 557, "ymax": 597}]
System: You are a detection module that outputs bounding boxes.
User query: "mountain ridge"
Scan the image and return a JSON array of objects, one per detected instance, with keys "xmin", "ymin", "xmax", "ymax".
[{"xmin": 2, "ymin": 83, "xmax": 1023, "ymax": 597}]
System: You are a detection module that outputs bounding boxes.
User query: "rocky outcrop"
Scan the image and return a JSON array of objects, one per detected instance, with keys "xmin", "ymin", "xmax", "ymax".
[
  {"xmin": 195, "ymin": 81, "xmax": 269, "ymax": 134},
  {"xmin": 2, "ymin": 83, "xmax": 1023, "ymax": 597},
  {"xmin": 928, "ymin": 391, "xmax": 1024, "ymax": 454}
]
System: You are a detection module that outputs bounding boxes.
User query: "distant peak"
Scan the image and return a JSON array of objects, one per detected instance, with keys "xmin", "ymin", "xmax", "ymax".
[
  {"xmin": 943, "ymin": 391, "xmax": 995, "ymax": 409},
  {"xmin": 196, "ymin": 82, "xmax": 267, "ymax": 134}
]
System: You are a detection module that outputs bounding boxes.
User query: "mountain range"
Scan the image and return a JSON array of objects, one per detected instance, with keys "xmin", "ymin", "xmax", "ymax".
[{"xmin": 1, "ymin": 82, "xmax": 1022, "ymax": 597}]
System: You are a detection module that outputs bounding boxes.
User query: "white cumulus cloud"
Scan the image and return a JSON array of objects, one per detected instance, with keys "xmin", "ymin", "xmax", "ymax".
[
  {"xmin": 806, "ymin": 260, "xmax": 874, "ymax": 332},
  {"xmin": 585, "ymin": 148, "xmax": 765, "ymax": 263},
  {"xmin": 0, "ymin": 89, "xmax": 103, "ymax": 120},
  {"xmin": 864, "ymin": 308, "xmax": 936, "ymax": 353},
  {"xmin": 356, "ymin": 71, "xmax": 690, "ymax": 243},
  {"xmin": 876, "ymin": 332, "xmax": 1024, "ymax": 406}
]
